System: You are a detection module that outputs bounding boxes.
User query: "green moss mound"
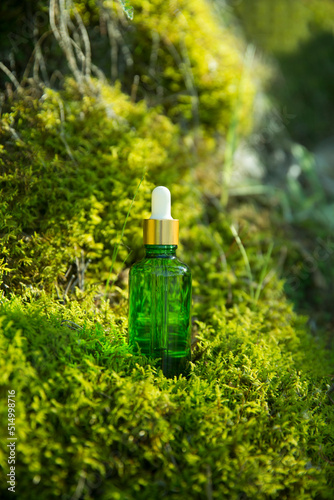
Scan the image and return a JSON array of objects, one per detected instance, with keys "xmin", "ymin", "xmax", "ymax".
[
  {"xmin": 0, "ymin": 0, "xmax": 256, "ymax": 135},
  {"xmin": 0, "ymin": 77, "xmax": 194, "ymax": 298},
  {"xmin": 1, "ymin": 153, "xmax": 334, "ymax": 498},
  {"xmin": 116, "ymin": 0, "xmax": 256, "ymax": 134},
  {"xmin": 1, "ymin": 1, "xmax": 334, "ymax": 499},
  {"xmin": 0, "ymin": 291, "xmax": 333, "ymax": 499}
]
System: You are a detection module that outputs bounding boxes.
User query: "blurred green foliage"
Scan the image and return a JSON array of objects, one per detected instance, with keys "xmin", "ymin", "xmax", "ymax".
[
  {"xmin": 230, "ymin": 0, "xmax": 334, "ymax": 55},
  {"xmin": 227, "ymin": 0, "xmax": 334, "ymax": 146},
  {"xmin": 272, "ymin": 32, "xmax": 334, "ymax": 146},
  {"xmin": 1, "ymin": 0, "xmax": 334, "ymax": 498}
]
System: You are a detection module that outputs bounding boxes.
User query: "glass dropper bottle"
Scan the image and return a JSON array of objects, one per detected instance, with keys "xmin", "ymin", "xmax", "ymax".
[{"xmin": 128, "ymin": 186, "xmax": 192, "ymax": 378}]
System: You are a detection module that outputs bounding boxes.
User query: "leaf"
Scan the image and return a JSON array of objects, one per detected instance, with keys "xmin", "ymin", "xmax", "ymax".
[{"xmin": 119, "ymin": 0, "xmax": 134, "ymax": 20}]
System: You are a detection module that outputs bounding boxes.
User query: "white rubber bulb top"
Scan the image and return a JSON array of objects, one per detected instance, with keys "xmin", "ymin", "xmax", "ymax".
[{"xmin": 149, "ymin": 186, "xmax": 173, "ymax": 220}]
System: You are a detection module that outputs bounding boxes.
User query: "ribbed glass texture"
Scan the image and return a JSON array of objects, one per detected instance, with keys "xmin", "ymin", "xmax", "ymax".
[{"xmin": 128, "ymin": 245, "xmax": 191, "ymax": 378}]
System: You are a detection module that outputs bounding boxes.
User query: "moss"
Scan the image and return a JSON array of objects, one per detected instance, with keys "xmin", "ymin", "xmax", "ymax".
[
  {"xmin": 0, "ymin": 1, "xmax": 333, "ymax": 498},
  {"xmin": 0, "ymin": 289, "xmax": 333, "ymax": 499},
  {"xmin": 1, "ymin": 74, "xmax": 334, "ymax": 499},
  {"xmin": 0, "ymin": 77, "xmax": 194, "ymax": 298},
  {"xmin": 0, "ymin": 0, "xmax": 257, "ymax": 137},
  {"xmin": 118, "ymin": 0, "xmax": 256, "ymax": 135}
]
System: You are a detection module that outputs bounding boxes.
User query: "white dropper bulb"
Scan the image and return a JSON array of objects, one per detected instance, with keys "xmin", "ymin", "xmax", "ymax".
[{"xmin": 149, "ymin": 186, "xmax": 173, "ymax": 220}]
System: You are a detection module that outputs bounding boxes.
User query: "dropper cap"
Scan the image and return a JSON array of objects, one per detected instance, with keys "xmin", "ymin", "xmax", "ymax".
[{"xmin": 143, "ymin": 186, "xmax": 179, "ymax": 245}]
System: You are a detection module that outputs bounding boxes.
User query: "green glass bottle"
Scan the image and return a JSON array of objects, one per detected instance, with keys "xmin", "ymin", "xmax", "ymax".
[{"xmin": 128, "ymin": 186, "xmax": 192, "ymax": 378}]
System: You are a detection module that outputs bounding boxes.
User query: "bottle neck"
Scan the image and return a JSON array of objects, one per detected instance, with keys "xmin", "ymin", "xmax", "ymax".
[{"xmin": 145, "ymin": 245, "xmax": 177, "ymax": 257}]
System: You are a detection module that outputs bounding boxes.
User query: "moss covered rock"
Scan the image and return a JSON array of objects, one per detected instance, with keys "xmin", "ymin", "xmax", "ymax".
[
  {"xmin": 0, "ymin": 77, "xmax": 196, "ymax": 298},
  {"xmin": 1, "ymin": 1, "xmax": 334, "ymax": 499},
  {"xmin": 0, "ymin": 287, "xmax": 333, "ymax": 499},
  {"xmin": 117, "ymin": 0, "xmax": 256, "ymax": 135}
]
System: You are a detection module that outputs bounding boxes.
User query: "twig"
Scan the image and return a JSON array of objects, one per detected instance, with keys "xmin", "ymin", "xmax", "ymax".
[
  {"xmin": 131, "ymin": 74, "xmax": 140, "ymax": 102},
  {"xmin": 71, "ymin": 470, "xmax": 86, "ymax": 500},
  {"xmin": 102, "ymin": 5, "xmax": 133, "ymax": 80},
  {"xmin": 56, "ymin": 96, "xmax": 76, "ymax": 162},
  {"xmin": 49, "ymin": 0, "xmax": 83, "ymax": 91},
  {"xmin": 49, "ymin": 69, "xmax": 64, "ymax": 87},
  {"xmin": 64, "ymin": 264, "xmax": 73, "ymax": 280},
  {"xmin": 0, "ymin": 62, "xmax": 22, "ymax": 91},
  {"xmin": 72, "ymin": 5, "xmax": 92, "ymax": 78},
  {"xmin": 104, "ymin": 10, "xmax": 118, "ymax": 81},
  {"xmin": 6, "ymin": 126, "xmax": 25, "ymax": 145},
  {"xmin": 21, "ymin": 30, "xmax": 52, "ymax": 84},
  {"xmin": 34, "ymin": 43, "xmax": 50, "ymax": 85},
  {"xmin": 75, "ymin": 250, "xmax": 91, "ymax": 291},
  {"xmin": 64, "ymin": 273, "xmax": 76, "ymax": 301}
]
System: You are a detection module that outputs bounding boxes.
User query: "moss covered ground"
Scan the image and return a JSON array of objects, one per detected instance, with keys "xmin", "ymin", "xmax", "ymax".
[{"xmin": 0, "ymin": 1, "xmax": 334, "ymax": 499}]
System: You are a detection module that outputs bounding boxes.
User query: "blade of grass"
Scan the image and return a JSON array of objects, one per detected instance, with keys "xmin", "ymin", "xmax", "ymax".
[
  {"xmin": 221, "ymin": 45, "xmax": 256, "ymax": 207},
  {"xmin": 254, "ymin": 242, "xmax": 274, "ymax": 303},
  {"xmin": 105, "ymin": 174, "xmax": 144, "ymax": 299},
  {"xmin": 107, "ymin": 250, "xmax": 133, "ymax": 298},
  {"xmin": 230, "ymin": 223, "xmax": 254, "ymax": 299}
]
